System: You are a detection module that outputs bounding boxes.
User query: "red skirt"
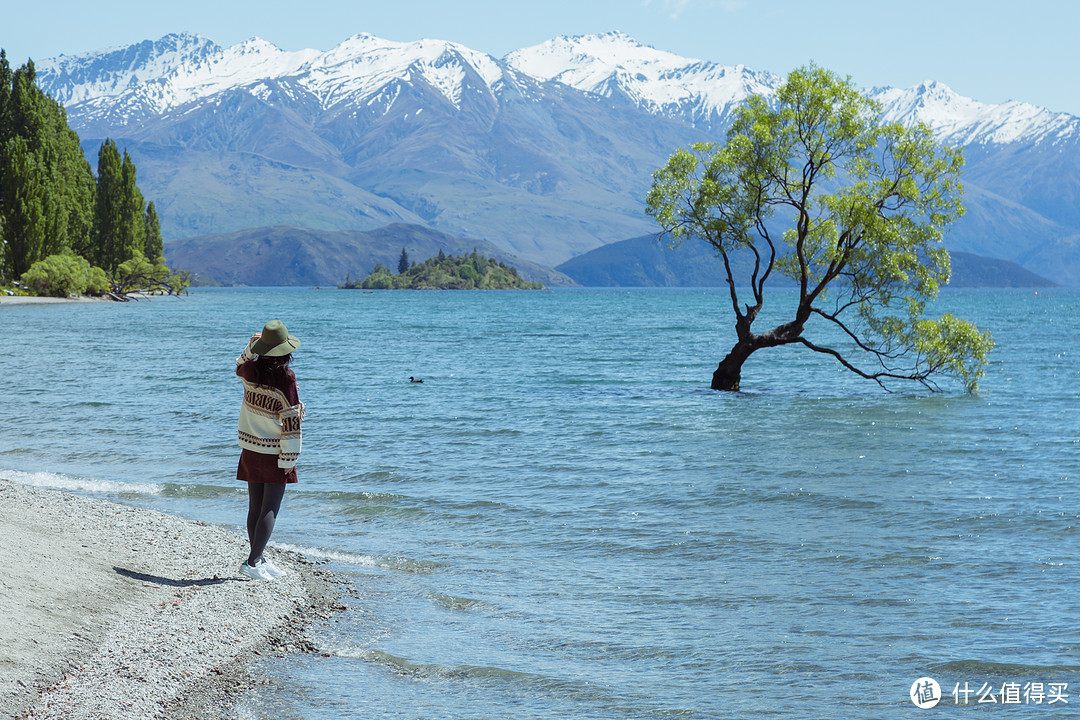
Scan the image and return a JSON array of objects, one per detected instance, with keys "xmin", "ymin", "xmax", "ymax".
[{"xmin": 237, "ymin": 449, "xmax": 297, "ymax": 484}]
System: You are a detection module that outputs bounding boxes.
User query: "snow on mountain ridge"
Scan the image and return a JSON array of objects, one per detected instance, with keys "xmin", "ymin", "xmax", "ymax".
[
  {"xmin": 506, "ymin": 33, "xmax": 1078, "ymax": 143},
  {"xmin": 37, "ymin": 31, "xmax": 511, "ymax": 118},
  {"xmin": 505, "ymin": 31, "xmax": 780, "ymax": 123},
  {"xmin": 505, "ymin": 31, "xmax": 691, "ymax": 88},
  {"xmin": 35, "ymin": 31, "xmax": 1079, "ymax": 145},
  {"xmin": 872, "ymin": 80, "xmax": 1080, "ymax": 145},
  {"xmin": 295, "ymin": 33, "xmax": 505, "ymax": 108},
  {"xmin": 37, "ymin": 32, "xmax": 324, "ymax": 115},
  {"xmin": 124, "ymin": 37, "xmax": 322, "ymax": 114},
  {"xmin": 38, "ymin": 32, "xmax": 221, "ymax": 106}
]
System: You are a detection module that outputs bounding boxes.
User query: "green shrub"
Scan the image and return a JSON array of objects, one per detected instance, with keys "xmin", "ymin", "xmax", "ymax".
[
  {"xmin": 110, "ymin": 251, "xmax": 190, "ymax": 295},
  {"xmin": 20, "ymin": 253, "xmax": 108, "ymax": 297},
  {"xmin": 85, "ymin": 265, "xmax": 110, "ymax": 295}
]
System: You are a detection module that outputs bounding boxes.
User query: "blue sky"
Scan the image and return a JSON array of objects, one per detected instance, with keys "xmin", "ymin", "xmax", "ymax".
[{"xmin": 4, "ymin": 0, "xmax": 1078, "ymax": 115}]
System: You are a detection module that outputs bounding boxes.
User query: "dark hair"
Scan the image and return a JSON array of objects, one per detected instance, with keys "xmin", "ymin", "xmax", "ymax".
[{"xmin": 252, "ymin": 353, "xmax": 293, "ymax": 392}]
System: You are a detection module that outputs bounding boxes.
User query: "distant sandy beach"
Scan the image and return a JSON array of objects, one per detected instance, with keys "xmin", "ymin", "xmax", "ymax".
[
  {"xmin": 0, "ymin": 295, "xmax": 112, "ymax": 305},
  {"xmin": 0, "ymin": 292, "xmax": 175, "ymax": 305},
  {"xmin": 0, "ymin": 477, "xmax": 343, "ymax": 720}
]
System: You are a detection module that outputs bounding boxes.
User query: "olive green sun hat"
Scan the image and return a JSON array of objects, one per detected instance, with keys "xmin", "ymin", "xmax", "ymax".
[{"xmin": 250, "ymin": 320, "xmax": 300, "ymax": 357}]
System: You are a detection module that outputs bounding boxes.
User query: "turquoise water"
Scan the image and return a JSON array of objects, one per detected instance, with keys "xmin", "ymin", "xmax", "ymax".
[{"xmin": 3, "ymin": 287, "xmax": 1079, "ymax": 718}]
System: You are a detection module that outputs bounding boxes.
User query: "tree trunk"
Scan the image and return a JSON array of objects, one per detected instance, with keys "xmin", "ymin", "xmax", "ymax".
[{"xmin": 711, "ymin": 341, "xmax": 756, "ymax": 391}]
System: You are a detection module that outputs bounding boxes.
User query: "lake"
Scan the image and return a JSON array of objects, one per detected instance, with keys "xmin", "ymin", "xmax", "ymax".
[{"xmin": 3, "ymin": 286, "xmax": 1078, "ymax": 718}]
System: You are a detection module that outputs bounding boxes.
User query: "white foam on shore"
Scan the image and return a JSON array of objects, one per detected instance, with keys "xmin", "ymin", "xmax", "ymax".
[
  {"xmin": 269, "ymin": 541, "xmax": 380, "ymax": 567},
  {"xmin": 269, "ymin": 541, "xmax": 439, "ymax": 573},
  {"xmin": 0, "ymin": 469, "xmax": 163, "ymax": 496}
]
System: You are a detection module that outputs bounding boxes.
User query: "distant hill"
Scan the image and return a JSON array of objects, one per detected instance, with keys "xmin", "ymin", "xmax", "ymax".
[
  {"xmin": 165, "ymin": 224, "xmax": 572, "ymax": 287},
  {"xmin": 556, "ymin": 234, "xmax": 1057, "ymax": 288}
]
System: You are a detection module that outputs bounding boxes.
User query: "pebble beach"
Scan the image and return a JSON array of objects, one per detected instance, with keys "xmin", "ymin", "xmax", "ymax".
[
  {"xmin": 0, "ymin": 296, "xmax": 112, "ymax": 305},
  {"xmin": 0, "ymin": 478, "xmax": 344, "ymax": 720}
]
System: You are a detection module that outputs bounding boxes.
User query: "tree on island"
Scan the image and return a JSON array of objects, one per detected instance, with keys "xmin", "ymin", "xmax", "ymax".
[
  {"xmin": 398, "ymin": 247, "xmax": 409, "ymax": 274},
  {"xmin": 647, "ymin": 64, "xmax": 992, "ymax": 392},
  {"xmin": 341, "ymin": 250, "xmax": 542, "ymax": 290}
]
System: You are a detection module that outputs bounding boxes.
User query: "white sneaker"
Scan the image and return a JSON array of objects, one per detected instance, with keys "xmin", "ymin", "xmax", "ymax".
[
  {"xmin": 259, "ymin": 558, "xmax": 287, "ymax": 578},
  {"xmin": 240, "ymin": 561, "xmax": 273, "ymax": 581}
]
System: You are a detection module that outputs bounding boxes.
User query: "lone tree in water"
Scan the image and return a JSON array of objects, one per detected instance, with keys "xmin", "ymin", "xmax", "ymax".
[{"xmin": 647, "ymin": 64, "xmax": 992, "ymax": 392}]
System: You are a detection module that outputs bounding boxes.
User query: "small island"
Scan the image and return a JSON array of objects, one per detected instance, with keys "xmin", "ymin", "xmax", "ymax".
[{"xmin": 341, "ymin": 249, "xmax": 543, "ymax": 290}]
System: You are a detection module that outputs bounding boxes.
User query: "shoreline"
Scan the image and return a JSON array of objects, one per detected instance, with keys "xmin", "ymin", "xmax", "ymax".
[
  {"xmin": 0, "ymin": 295, "xmax": 113, "ymax": 305},
  {"xmin": 0, "ymin": 291, "xmax": 171, "ymax": 305},
  {"xmin": 0, "ymin": 477, "xmax": 345, "ymax": 720}
]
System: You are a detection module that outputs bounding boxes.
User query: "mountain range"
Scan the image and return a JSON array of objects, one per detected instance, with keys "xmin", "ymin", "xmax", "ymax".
[{"xmin": 33, "ymin": 31, "xmax": 1080, "ymax": 286}]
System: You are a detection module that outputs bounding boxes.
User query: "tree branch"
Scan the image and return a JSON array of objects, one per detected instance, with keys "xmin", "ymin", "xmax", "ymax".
[
  {"xmin": 793, "ymin": 337, "xmax": 940, "ymax": 392},
  {"xmin": 808, "ymin": 306, "xmax": 908, "ymax": 362}
]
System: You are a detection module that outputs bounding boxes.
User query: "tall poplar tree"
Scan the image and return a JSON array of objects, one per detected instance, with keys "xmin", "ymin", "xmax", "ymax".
[
  {"xmin": 0, "ymin": 51, "xmax": 12, "ymax": 276},
  {"xmin": 57, "ymin": 117, "xmax": 95, "ymax": 259},
  {"xmin": 0, "ymin": 51, "xmax": 11, "ymax": 146},
  {"xmin": 93, "ymin": 139, "xmax": 124, "ymax": 272},
  {"xmin": 1, "ymin": 62, "xmax": 57, "ymax": 277},
  {"xmin": 0, "ymin": 135, "xmax": 46, "ymax": 278},
  {"xmin": 143, "ymin": 201, "xmax": 163, "ymax": 260},
  {"xmin": 119, "ymin": 149, "xmax": 145, "ymax": 261}
]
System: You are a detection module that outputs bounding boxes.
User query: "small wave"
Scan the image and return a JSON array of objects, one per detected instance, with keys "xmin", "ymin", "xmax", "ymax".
[
  {"xmin": 930, "ymin": 659, "xmax": 1080, "ymax": 677},
  {"xmin": 336, "ymin": 504, "xmax": 429, "ymax": 519},
  {"xmin": 340, "ymin": 470, "xmax": 400, "ymax": 482},
  {"xmin": 329, "ymin": 646, "xmax": 536, "ymax": 683},
  {"xmin": 161, "ymin": 483, "xmax": 244, "ymax": 499},
  {"xmin": 760, "ymin": 490, "xmax": 883, "ymax": 511},
  {"xmin": 329, "ymin": 645, "xmax": 624, "ymax": 703},
  {"xmin": 0, "ymin": 469, "xmax": 163, "ymax": 496},
  {"xmin": 306, "ymin": 489, "xmax": 410, "ymax": 503},
  {"xmin": 377, "ymin": 555, "xmax": 442, "ymax": 573},
  {"xmin": 429, "ymin": 592, "xmax": 484, "ymax": 611},
  {"xmin": 269, "ymin": 542, "xmax": 439, "ymax": 573},
  {"xmin": 268, "ymin": 542, "xmax": 378, "ymax": 567}
]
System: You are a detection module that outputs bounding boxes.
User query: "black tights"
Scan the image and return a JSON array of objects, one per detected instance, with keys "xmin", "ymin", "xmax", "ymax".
[{"xmin": 246, "ymin": 481, "xmax": 286, "ymax": 565}]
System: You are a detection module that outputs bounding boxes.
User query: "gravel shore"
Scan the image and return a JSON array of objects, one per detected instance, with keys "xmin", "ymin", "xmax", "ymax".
[
  {"xmin": 0, "ymin": 295, "xmax": 111, "ymax": 305},
  {"xmin": 0, "ymin": 477, "xmax": 344, "ymax": 720}
]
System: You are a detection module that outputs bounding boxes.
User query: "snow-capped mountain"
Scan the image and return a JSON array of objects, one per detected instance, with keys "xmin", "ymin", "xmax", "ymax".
[
  {"xmin": 37, "ymin": 30, "xmax": 1080, "ymax": 151},
  {"xmin": 42, "ymin": 31, "xmax": 1079, "ymax": 145},
  {"xmin": 872, "ymin": 80, "xmax": 1080, "ymax": 146},
  {"xmin": 506, "ymin": 32, "xmax": 1080, "ymax": 145},
  {"xmin": 296, "ymin": 33, "xmax": 508, "ymax": 109},
  {"xmin": 505, "ymin": 31, "xmax": 779, "ymax": 126},
  {"xmin": 29, "ymin": 32, "xmax": 1080, "ymax": 285},
  {"xmin": 41, "ymin": 34, "xmax": 317, "ymax": 111},
  {"xmin": 38, "ymin": 32, "xmax": 525, "ymax": 131}
]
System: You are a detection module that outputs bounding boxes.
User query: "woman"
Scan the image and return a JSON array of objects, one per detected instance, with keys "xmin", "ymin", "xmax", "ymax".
[{"xmin": 235, "ymin": 320, "xmax": 305, "ymax": 581}]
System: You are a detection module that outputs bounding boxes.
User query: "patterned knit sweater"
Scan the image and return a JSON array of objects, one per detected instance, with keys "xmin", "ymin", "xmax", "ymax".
[{"xmin": 236, "ymin": 346, "xmax": 305, "ymax": 469}]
